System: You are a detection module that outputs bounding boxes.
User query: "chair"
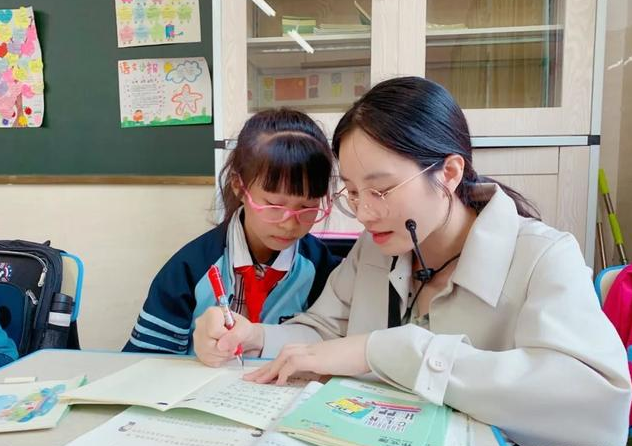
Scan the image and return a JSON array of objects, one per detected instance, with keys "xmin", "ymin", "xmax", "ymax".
[
  {"xmin": 594, "ymin": 265, "xmax": 626, "ymax": 307},
  {"xmin": 61, "ymin": 252, "xmax": 84, "ymax": 323}
]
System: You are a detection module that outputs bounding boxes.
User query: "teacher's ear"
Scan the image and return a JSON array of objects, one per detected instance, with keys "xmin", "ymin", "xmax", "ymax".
[{"xmin": 437, "ymin": 155, "xmax": 466, "ymax": 195}]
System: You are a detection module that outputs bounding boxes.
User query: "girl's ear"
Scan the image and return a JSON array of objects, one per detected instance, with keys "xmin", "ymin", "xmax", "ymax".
[
  {"xmin": 230, "ymin": 175, "xmax": 244, "ymax": 202},
  {"xmin": 439, "ymin": 155, "xmax": 465, "ymax": 194}
]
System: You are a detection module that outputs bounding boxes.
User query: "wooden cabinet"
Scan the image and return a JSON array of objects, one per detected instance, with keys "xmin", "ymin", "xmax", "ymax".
[
  {"xmin": 473, "ymin": 146, "xmax": 593, "ymax": 253},
  {"xmin": 212, "ymin": 0, "xmax": 602, "ymax": 264},
  {"xmin": 214, "ymin": 0, "xmax": 597, "ymax": 139}
]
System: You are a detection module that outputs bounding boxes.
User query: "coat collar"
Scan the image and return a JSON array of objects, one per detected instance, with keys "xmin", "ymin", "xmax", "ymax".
[
  {"xmin": 362, "ymin": 183, "xmax": 520, "ymax": 308},
  {"xmin": 450, "ymin": 183, "xmax": 519, "ymax": 307}
]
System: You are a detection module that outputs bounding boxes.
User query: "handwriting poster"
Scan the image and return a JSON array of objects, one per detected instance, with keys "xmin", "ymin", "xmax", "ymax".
[
  {"xmin": 117, "ymin": 57, "xmax": 212, "ymax": 128},
  {"xmin": 115, "ymin": 0, "xmax": 201, "ymax": 48},
  {"xmin": 0, "ymin": 6, "xmax": 44, "ymax": 128}
]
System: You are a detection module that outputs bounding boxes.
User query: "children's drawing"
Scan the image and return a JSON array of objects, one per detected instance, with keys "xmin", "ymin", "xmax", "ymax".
[
  {"xmin": 115, "ymin": 0, "xmax": 201, "ymax": 48},
  {"xmin": 118, "ymin": 57, "xmax": 212, "ymax": 128},
  {"xmin": 327, "ymin": 396, "xmax": 421, "ymax": 433},
  {"xmin": 0, "ymin": 384, "xmax": 65, "ymax": 424},
  {"xmin": 0, "ymin": 6, "xmax": 44, "ymax": 128}
]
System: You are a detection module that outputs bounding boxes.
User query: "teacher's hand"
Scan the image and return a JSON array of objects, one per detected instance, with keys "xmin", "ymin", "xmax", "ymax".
[{"xmin": 243, "ymin": 334, "xmax": 371, "ymax": 385}]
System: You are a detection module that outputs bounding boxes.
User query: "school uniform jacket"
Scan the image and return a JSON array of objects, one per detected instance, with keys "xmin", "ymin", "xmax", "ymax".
[
  {"xmin": 123, "ymin": 219, "xmax": 340, "ymax": 355},
  {"xmin": 262, "ymin": 184, "xmax": 632, "ymax": 446}
]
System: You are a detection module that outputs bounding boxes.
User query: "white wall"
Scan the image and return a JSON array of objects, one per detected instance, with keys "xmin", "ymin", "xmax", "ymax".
[
  {"xmin": 600, "ymin": 0, "xmax": 632, "ymax": 266},
  {"xmin": 1, "ymin": 184, "xmax": 216, "ymax": 350}
]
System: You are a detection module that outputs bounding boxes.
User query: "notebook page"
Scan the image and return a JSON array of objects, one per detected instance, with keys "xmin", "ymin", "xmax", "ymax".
[
  {"xmin": 61, "ymin": 359, "xmax": 225, "ymax": 410},
  {"xmin": 255, "ymin": 381, "xmax": 324, "ymax": 446},
  {"xmin": 177, "ymin": 371, "xmax": 304, "ymax": 430},
  {"xmin": 64, "ymin": 406, "xmax": 263, "ymax": 446}
]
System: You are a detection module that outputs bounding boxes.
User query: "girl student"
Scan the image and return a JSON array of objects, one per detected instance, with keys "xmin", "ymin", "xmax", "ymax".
[
  {"xmin": 123, "ymin": 108, "xmax": 341, "ymax": 359},
  {"xmin": 194, "ymin": 78, "xmax": 631, "ymax": 446}
]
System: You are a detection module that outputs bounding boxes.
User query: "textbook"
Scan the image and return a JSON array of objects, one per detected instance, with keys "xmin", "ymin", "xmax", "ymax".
[
  {"xmin": 64, "ymin": 381, "xmax": 325, "ymax": 446},
  {"xmin": 278, "ymin": 377, "xmax": 453, "ymax": 446},
  {"xmin": 0, "ymin": 375, "xmax": 86, "ymax": 432},
  {"xmin": 60, "ymin": 358, "xmax": 304, "ymax": 430}
]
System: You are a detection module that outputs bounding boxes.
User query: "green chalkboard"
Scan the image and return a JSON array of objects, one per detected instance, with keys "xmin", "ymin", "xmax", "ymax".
[{"xmin": 0, "ymin": 0, "xmax": 214, "ymax": 179}]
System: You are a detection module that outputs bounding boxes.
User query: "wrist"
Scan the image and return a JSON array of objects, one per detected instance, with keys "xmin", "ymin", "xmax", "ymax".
[{"xmin": 245, "ymin": 323, "xmax": 265, "ymax": 356}]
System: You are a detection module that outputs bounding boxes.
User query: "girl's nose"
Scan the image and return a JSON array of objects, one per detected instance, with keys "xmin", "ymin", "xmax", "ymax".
[{"xmin": 277, "ymin": 213, "xmax": 300, "ymax": 231}]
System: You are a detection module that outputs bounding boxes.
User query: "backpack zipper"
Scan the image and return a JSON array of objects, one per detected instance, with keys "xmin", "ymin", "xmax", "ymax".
[
  {"xmin": 0, "ymin": 250, "xmax": 48, "ymax": 287},
  {"xmin": 25, "ymin": 289, "xmax": 38, "ymax": 305}
]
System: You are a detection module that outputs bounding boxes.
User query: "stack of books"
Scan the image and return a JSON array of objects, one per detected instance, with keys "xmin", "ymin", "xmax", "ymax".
[
  {"xmin": 313, "ymin": 24, "xmax": 370, "ymax": 35},
  {"xmin": 282, "ymin": 16, "xmax": 317, "ymax": 35}
]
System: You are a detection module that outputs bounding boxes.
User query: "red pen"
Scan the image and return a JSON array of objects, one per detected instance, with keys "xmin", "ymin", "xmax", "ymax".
[{"xmin": 208, "ymin": 265, "xmax": 244, "ymax": 368}]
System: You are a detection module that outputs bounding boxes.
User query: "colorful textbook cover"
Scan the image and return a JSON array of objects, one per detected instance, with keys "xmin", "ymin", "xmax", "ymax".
[
  {"xmin": 278, "ymin": 377, "xmax": 451, "ymax": 446},
  {"xmin": 0, "ymin": 375, "xmax": 86, "ymax": 432}
]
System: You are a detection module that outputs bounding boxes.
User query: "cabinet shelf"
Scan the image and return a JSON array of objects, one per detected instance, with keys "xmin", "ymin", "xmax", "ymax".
[
  {"xmin": 247, "ymin": 33, "xmax": 371, "ymax": 52},
  {"xmin": 427, "ymin": 24, "xmax": 563, "ymax": 47}
]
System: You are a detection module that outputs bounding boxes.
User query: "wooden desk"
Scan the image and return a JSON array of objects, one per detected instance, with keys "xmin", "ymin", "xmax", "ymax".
[{"xmin": 0, "ymin": 349, "xmax": 257, "ymax": 446}]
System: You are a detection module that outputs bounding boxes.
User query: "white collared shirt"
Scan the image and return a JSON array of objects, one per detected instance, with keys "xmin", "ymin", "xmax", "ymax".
[{"xmin": 227, "ymin": 208, "xmax": 295, "ymax": 318}]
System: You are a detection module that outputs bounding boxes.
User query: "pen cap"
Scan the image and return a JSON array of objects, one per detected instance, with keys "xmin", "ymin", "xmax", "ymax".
[{"xmin": 208, "ymin": 265, "xmax": 227, "ymax": 301}]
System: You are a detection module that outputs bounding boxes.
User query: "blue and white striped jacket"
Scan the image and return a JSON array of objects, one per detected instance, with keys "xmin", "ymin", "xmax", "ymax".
[{"xmin": 123, "ymin": 219, "xmax": 341, "ymax": 354}]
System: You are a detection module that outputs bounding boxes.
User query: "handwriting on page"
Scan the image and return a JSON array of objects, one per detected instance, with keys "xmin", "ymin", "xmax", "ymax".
[
  {"xmin": 180, "ymin": 374, "xmax": 302, "ymax": 430},
  {"xmin": 255, "ymin": 381, "xmax": 324, "ymax": 446}
]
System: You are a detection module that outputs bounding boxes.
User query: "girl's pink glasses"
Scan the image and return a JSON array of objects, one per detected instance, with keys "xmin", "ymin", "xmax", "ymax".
[{"xmin": 241, "ymin": 187, "xmax": 332, "ymax": 225}]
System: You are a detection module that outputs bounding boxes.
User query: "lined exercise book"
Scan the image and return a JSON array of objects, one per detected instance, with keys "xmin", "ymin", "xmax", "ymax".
[{"xmin": 60, "ymin": 358, "xmax": 303, "ymax": 430}]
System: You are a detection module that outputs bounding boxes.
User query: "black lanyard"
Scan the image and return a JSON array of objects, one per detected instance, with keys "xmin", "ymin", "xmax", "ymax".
[{"xmin": 387, "ymin": 253, "xmax": 460, "ymax": 327}]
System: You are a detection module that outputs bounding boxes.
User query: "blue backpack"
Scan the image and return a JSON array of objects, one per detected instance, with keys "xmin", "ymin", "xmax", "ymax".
[{"xmin": 0, "ymin": 240, "xmax": 80, "ymax": 358}]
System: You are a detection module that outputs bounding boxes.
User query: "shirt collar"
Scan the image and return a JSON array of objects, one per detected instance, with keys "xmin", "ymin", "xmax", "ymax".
[
  {"xmin": 451, "ymin": 183, "xmax": 520, "ymax": 307},
  {"xmin": 228, "ymin": 207, "xmax": 295, "ymax": 272}
]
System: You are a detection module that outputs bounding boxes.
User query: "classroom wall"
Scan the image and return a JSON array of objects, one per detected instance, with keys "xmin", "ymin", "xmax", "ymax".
[
  {"xmin": 614, "ymin": 2, "xmax": 632, "ymax": 263},
  {"xmin": 600, "ymin": 0, "xmax": 632, "ymax": 266},
  {"xmin": 1, "ymin": 185, "xmax": 216, "ymax": 350}
]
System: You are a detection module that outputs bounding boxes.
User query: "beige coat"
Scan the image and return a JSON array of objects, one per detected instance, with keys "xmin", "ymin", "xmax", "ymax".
[{"xmin": 263, "ymin": 184, "xmax": 631, "ymax": 446}]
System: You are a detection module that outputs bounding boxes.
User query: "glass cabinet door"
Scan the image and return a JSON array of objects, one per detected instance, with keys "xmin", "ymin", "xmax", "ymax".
[
  {"xmin": 425, "ymin": 1, "xmax": 564, "ymax": 109},
  {"xmin": 247, "ymin": 0, "xmax": 372, "ymax": 114},
  {"xmin": 420, "ymin": 0, "xmax": 595, "ymax": 136}
]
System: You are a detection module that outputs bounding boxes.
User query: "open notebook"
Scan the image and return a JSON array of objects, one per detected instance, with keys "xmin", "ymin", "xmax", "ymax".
[
  {"xmin": 60, "ymin": 358, "xmax": 304, "ymax": 430},
  {"xmin": 63, "ymin": 373, "xmax": 502, "ymax": 446}
]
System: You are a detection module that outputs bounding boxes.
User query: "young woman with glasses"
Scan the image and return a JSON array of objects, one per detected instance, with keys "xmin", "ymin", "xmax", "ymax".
[
  {"xmin": 123, "ymin": 108, "xmax": 341, "ymax": 359},
  {"xmin": 199, "ymin": 77, "xmax": 631, "ymax": 445}
]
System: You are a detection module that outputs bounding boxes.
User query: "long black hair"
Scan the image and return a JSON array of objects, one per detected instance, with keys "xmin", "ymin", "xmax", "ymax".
[
  {"xmin": 219, "ymin": 108, "xmax": 333, "ymax": 222},
  {"xmin": 331, "ymin": 76, "xmax": 539, "ymax": 219}
]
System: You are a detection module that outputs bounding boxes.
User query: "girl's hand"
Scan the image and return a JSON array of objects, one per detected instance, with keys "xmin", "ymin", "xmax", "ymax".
[
  {"xmin": 193, "ymin": 307, "xmax": 264, "ymax": 367},
  {"xmin": 243, "ymin": 334, "xmax": 371, "ymax": 384}
]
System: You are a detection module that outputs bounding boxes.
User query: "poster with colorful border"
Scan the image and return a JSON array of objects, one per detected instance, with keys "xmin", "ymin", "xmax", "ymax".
[
  {"xmin": 115, "ymin": 0, "xmax": 201, "ymax": 48},
  {"xmin": 0, "ymin": 6, "xmax": 44, "ymax": 128},
  {"xmin": 117, "ymin": 57, "xmax": 212, "ymax": 128}
]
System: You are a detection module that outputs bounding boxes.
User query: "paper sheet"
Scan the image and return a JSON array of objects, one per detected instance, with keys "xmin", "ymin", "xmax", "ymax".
[
  {"xmin": 64, "ymin": 406, "xmax": 262, "ymax": 446},
  {"xmin": 117, "ymin": 57, "xmax": 212, "ymax": 128},
  {"xmin": 61, "ymin": 358, "xmax": 227, "ymax": 409},
  {"xmin": 115, "ymin": 0, "xmax": 201, "ymax": 48},
  {"xmin": 178, "ymin": 372, "xmax": 304, "ymax": 430}
]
